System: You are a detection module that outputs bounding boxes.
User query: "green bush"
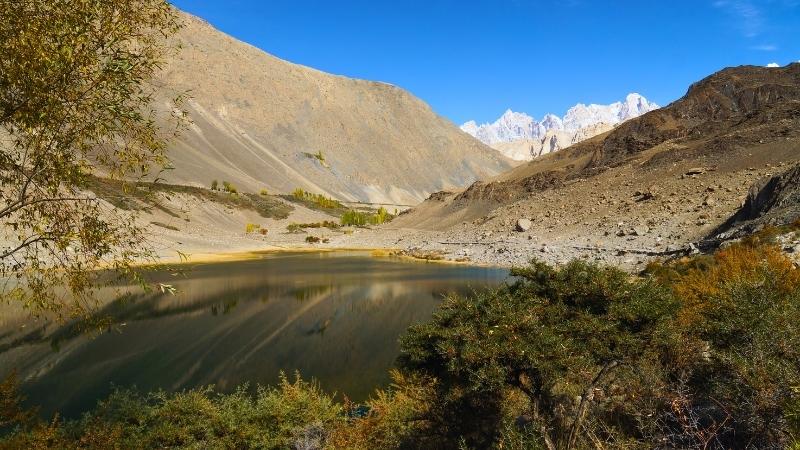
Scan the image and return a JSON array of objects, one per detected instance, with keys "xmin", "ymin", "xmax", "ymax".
[
  {"xmin": 245, "ymin": 223, "xmax": 260, "ymax": 234},
  {"xmin": 0, "ymin": 374, "xmax": 342, "ymax": 449},
  {"xmin": 210, "ymin": 180, "xmax": 218, "ymax": 191},
  {"xmin": 259, "ymin": 188, "xmax": 269, "ymax": 196},
  {"xmin": 341, "ymin": 210, "xmax": 368, "ymax": 227},
  {"xmin": 222, "ymin": 181, "xmax": 237, "ymax": 194},
  {"xmin": 291, "ymin": 188, "xmax": 342, "ymax": 209},
  {"xmin": 397, "ymin": 244, "xmax": 800, "ymax": 449},
  {"xmin": 341, "ymin": 207, "xmax": 394, "ymax": 227},
  {"xmin": 399, "ymin": 259, "xmax": 680, "ymax": 448},
  {"xmin": 373, "ymin": 206, "xmax": 390, "ymax": 225}
]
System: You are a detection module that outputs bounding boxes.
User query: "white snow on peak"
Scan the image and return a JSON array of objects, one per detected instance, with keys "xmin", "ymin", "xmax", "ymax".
[
  {"xmin": 461, "ymin": 93, "xmax": 659, "ymax": 145},
  {"xmin": 467, "ymin": 109, "xmax": 544, "ymax": 145},
  {"xmin": 540, "ymin": 113, "xmax": 563, "ymax": 131}
]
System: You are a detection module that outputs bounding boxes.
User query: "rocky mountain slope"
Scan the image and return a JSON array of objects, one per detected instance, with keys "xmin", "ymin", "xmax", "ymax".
[
  {"xmin": 156, "ymin": 13, "xmax": 512, "ymax": 205},
  {"xmin": 714, "ymin": 163, "xmax": 800, "ymax": 239},
  {"xmin": 334, "ymin": 64, "xmax": 800, "ymax": 269},
  {"xmin": 461, "ymin": 94, "xmax": 659, "ymax": 161}
]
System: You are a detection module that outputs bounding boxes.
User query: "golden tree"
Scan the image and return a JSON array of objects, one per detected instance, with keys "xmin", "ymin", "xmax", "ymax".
[{"xmin": 0, "ymin": 0, "xmax": 185, "ymax": 319}]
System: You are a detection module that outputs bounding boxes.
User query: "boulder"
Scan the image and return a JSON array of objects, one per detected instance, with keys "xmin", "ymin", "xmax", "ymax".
[
  {"xmin": 516, "ymin": 218, "xmax": 532, "ymax": 232},
  {"xmin": 686, "ymin": 167, "xmax": 707, "ymax": 176}
]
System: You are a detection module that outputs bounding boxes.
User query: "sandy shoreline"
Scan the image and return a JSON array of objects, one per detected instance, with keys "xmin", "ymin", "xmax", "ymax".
[{"xmin": 152, "ymin": 243, "xmax": 509, "ymax": 269}]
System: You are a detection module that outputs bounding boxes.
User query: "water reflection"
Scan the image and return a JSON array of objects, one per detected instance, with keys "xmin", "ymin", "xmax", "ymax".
[{"xmin": 0, "ymin": 251, "xmax": 508, "ymax": 418}]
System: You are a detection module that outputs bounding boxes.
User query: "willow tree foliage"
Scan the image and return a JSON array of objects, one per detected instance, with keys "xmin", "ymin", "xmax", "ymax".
[{"xmin": 0, "ymin": 0, "xmax": 185, "ymax": 319}]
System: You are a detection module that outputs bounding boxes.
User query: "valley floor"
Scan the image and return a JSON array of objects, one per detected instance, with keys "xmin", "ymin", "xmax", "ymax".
[{"xmin": 104, "ymin": 129, "xmax": 800, "ymax": 272}]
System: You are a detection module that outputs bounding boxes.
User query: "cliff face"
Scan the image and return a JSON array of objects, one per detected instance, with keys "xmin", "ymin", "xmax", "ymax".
[{"xmin": 716, "ymin": 163, "xmax": 800, "ymax": 238}]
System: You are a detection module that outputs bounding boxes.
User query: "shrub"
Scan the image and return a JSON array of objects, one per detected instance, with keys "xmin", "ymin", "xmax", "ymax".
[
  {"xmin": 290, "ymin": 188, "xmax": 342, "ymax": 209},
  {"xmin": 222, "ymin": 181, "xmax": 238, "ymax": 194},
  {"xmin": 259, "ymin": 188, "xmax": 269, "ymax": 196},
  {"xmin": 341, "ymin": 210, "xmax": 368, "ymax": 227},
  {"xmin": 245, "ymin": 223, "xmax": 260, "ymax": 234},
  {"xmin": 341, "ymin": 208, "xmax": 394, "ymax": 227},
  {"xmin": 660, "ymin": 243, "xmax": 800, "ymax": 447},
  {"xmin": 305, "ymin": 236, "xmax": 321, "ymax": 244},
  {"xmin": 287, "ymin": 222, "xmax": 340, "ymax": 232},
  {"xmin": 393, "ymin": 244, "xmax": 800, "ymax": 449},
  {"xmin": 0, "ymin": 372, "xmax": 33, "ymax": 429},
  {"xmin": 1, "ymin": 374, "xmax": 343, "ymax": 449},
  {"xmin": 302, "ymin": 151, "xmax": 328, "ymax": 167},
  {"xmin": 372, "ymin": 207, "xmax": 390, "ymax": 225},
  {"xmin": 210, "ymin": 180, "xmax": 218, "ymax": 191},
  {"xmin": 399, "ymin": 259, "xmax": 680, "ymax": 448}
]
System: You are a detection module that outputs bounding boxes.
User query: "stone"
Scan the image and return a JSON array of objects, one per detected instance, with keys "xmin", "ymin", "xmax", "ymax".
[
  {"xmin": 632, "ymin": 225, "xmax": 649, "ymax": 236},
  {"xmin": 515, "ymin": 218, "xmax": 532, "ymax": 232},
  {"xmin": 686, "ymin": 167, "xmax": 706, "ymax": 176}
]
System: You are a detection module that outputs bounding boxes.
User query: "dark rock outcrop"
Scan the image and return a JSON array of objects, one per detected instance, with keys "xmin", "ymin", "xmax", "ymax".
[{"xmin": 714, "ymin": 164, "xmax": 800, "ymax": 238}]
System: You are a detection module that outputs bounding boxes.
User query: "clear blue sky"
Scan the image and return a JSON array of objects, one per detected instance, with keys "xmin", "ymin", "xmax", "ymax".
[{"xmin": 171, "ymin": 0, "xmax": 800, "ymax": 125}]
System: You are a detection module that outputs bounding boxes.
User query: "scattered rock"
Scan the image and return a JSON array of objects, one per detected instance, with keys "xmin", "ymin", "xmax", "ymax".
[
  {"xmin": 686, "ymin": 167, "xmax": 707, "ymax": 176},
  {"xmin": 515, "ymin": 218, "xmax": 532, "ymax": 232},
  {"xmin": 632, "ymin": 225, "xmax": 649, "ymax": 236}
]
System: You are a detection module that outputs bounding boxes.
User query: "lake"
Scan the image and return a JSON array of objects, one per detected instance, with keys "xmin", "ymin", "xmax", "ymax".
[{"xmin": 0, "ymin": 251, "xmax": 509, "ymax": 419}]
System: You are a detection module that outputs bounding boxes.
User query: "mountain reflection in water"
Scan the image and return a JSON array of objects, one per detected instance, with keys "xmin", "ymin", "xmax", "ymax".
[{"xmin": 0, "ymin": 251, "xmax": 509, "ymax": 418}]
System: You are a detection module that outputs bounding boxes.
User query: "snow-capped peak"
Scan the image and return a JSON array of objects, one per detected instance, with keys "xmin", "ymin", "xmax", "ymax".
[
  {"xmin": 468, "ymin": 109, "xmax": 543, "ymax": 144},
  {"xmin": 540, "ymin": 113, "xmax": 563, "ymax": 131},
  {"xmin": 462, "ymin": 93, "xmax": 659, "ymax": 145}
]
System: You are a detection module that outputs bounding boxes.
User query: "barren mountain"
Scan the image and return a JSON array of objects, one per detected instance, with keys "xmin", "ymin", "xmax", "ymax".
[
  {"xmin": 337, "ymin": 64, "xmax": 800, "ymax": 269},
  {"xmin": 156, "ymin": 13, "xmax": 512, "ymax": 205}
]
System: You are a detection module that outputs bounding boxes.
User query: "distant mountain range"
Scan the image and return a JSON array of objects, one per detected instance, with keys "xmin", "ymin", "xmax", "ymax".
[{"xmin": 461, "ymin": 94, "xmax": 659, "ymax": 160}]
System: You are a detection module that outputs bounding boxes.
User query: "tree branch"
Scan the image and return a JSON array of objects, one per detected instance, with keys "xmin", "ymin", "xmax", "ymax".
[
  {"xmin": 566, "ymin": 360, "xmax": 620, "ymax": 450},
  {"xmin": 0, "ymin": 235, "xmax": 49, "ymax": 259}
]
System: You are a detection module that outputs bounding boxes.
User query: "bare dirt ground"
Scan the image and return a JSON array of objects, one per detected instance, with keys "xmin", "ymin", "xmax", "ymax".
[
  {"xmin": 328, "ymin": 138, "xmax": 800, "ymax": 271},
  {"xmin": 138, "ymin": 134, "xmax": 800, "ymax": 271}
]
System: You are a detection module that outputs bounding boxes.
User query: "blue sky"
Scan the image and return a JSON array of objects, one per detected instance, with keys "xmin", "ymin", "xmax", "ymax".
[{"xmin": 171, "ymin": 0, "xmax": 800, "ymax": 125}]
